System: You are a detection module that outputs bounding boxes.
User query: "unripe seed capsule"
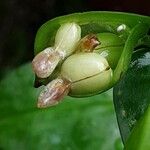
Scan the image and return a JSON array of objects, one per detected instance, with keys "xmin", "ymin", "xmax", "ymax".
[
  {"xmin": 94, "ymin": 33, "xmax": 124, "ymax": 69},
  {"xmin": 71, "ymin": 68, "xmax": 112, "ymax": 97},
  {"xmin": 98, "ymin": 46, "xmax": 123, "ymax": 69},
  {"xmin": 61, "ymin": 53, "xmax": 113, "ymax": 97},
  {"xmin": 95, "ymin": 32, "xmax": 124, "ymax": 49}
]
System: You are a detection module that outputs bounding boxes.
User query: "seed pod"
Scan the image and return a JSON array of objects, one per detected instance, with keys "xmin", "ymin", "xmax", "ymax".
[
  {"xmin": 97, "ymin": 46, "xmax": 123, "ymax": 69},
  {"xmin": 95, "ymin": 32, "xmax": 124, "ymax": 49},
  {"xmin": 94, "ymin": 33, "xmax": 124, "ymax": 69},
  {"xmin": 32, "ymin": 22, "xmax": 81, "ymax": 78},
  {"xmin": 61, "ymin": 53, "xmax": 113, "ymax": 97}
]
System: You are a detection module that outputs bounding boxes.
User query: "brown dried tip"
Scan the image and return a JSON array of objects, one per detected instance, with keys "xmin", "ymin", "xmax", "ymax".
[
  {"xmin": 78, "ymin": 34, "xmax": 100, "ymax": 52},
  {"xmin": 37, "ymin": 78, "xmax": 71, "ymax": 108},
  {"xmin": 32, "ymin": 47, "xmax": 61, "ymax": 78}
]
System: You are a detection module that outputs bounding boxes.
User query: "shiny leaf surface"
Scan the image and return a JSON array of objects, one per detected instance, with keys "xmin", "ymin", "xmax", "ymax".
[{"xmin": 113, "ymin": 48, "xmax": 150, "ymax": 143}]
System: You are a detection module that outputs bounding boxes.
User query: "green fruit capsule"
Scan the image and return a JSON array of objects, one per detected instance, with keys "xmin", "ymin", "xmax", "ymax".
[
  {"xmin": 97, "ymin": 46, "xmax": 123, "ymax": 69},
  {"xmin": 96, "ymin": 32, "xmax": 124, "ymax": 49},
  {"xmin": 61, "ymin": 53, "xmax": 113, "ymax": 97},
  {"xmin": 94, "ymin": 33, "xmax": 124, "ymax": 69}
]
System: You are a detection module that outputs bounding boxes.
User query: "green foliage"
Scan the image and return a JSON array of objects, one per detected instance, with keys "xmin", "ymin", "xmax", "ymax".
[
  {"xmin": 124, "ymin": 106, "xmax": 150, "ymax": 150},
  {"xmin": 113, "ymin": 48, "xmax": 150, "ymax": 144},
  {"xmin": 0, "ymin": 64, "xmax": 122, "ymax": 150}
]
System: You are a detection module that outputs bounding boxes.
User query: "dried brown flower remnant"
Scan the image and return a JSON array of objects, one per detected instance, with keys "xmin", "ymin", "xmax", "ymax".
[
  {"xmin": 37, "ymin": 78, "xmax": 71, "ymax": 108},
  {"xmin": 77, "ymin": 34, "xmax": 100, "ymax": 52},
  {"xmin": 32, "ymin": 47, "xmax": 61, "ymax": 78}
]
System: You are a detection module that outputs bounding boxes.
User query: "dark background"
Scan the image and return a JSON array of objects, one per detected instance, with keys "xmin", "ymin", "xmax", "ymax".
[{"xmin": 0, "ymin": 0, "xmax": 149, "ymax": 78}]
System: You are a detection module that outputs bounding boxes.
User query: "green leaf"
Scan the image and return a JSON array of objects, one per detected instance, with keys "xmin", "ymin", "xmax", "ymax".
[
  {"xmin": 124, "ymin": 106, "xmax": 150, "ymax": 150},
  {"xmin": 0, "ymin": 64, "xmax": 122, "ymax": 150},
  {"xmin": 113, "ymin": 48, "xmax": 150, "ymax": 143}
]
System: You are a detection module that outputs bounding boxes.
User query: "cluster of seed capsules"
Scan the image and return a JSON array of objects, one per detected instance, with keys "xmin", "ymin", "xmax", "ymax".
[{"xmin": 32, "ymin": 22, "xmax": 124, "ymax": 108}]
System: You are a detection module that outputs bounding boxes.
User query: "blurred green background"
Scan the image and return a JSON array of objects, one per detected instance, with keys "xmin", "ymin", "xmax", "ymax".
[
  {"xmin": 0, "ymin": 0, "xmax": 149, "ymax": 149},
  {"xmin": 0, "ymin": 64, "xmax": 123, "ymax": 150}
]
